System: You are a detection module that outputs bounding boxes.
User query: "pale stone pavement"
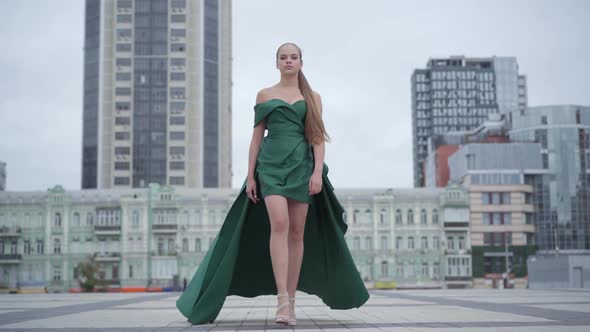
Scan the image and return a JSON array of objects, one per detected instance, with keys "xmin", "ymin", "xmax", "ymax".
[{"xmin": 0, "ymin": 289, "xmax": 589, "ymax": 331}]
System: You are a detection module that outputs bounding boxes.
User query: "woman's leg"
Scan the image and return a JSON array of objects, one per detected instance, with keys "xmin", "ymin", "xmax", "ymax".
[
  {"xmin": 264, "ymin": 195, "xmax": 290, "ymax": 318},
  {"xmin": 286, "ymin": 198, "xmax": 309, "ymax": 301}
]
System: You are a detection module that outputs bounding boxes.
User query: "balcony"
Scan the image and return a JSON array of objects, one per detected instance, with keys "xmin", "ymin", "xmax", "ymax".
[
  {"xmin": 0, "ymin": 254, "xmax": 22, "ymax": 264},
  {"xmin": 95, "ymin": 252, "xmax": 121, "ymax": 262},
  {"xmin": 444, "ymin": 249, "xmax": 471, "ymax": 255},
  {"xmin": 0, "ymin": 226, "xmax": 22, "ymax": 237},
  {"xmin": 444, "ymin": 221, "xmax": 469, "ymax": 229},
  {"xmin": 152, "ymin": 224, "xmax": 178, "ymax": 234},
  {"xmin": 51, "ymin": 226, "xmax": 63, "ymax": 235},
  {"xmin": 444, "ymin": 276, "xmax": 472, "ymax": 281},
  {"xmin": 94, "ymin": 225, "xmax": 121, "ymax": 235},
  {"xmin": 151, "ymin": 250, "xmax": 177, "ymax": 257}
]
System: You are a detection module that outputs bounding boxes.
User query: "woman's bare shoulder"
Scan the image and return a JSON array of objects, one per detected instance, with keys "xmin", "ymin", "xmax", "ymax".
[{"xmin": 255, "ymin": 86, "xmax": 278, "ymax": 105}]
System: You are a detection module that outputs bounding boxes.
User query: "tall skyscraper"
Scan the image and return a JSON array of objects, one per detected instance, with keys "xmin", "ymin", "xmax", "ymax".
[
  {"xmin": 0, "ymin": 161, "xmax": 5, "ymax": 191},
  {"xmin": 509, "ymin": 105, "xmax": 590, "ymax": 252},
  {"xmin": 81, "ymin": 0, "xmax": 232, "ymax": 189},
  {"xmin": 412, "ymin": 56, "xmax": 527, "ymax": 187}
]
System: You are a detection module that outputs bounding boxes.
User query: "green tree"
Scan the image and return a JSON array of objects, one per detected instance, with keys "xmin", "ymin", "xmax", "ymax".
[{"xmin": 76, "ymin": 254, "xmax": 105, "ymax": 292}]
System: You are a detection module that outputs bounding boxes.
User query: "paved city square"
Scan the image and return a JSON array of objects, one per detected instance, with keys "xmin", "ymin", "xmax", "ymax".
[{"xmin": 0, "ymin": 289, "xmax": 589, "ymax": 331}]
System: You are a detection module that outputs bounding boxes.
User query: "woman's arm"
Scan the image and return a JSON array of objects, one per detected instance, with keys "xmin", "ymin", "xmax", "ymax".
[
  {"xmin": 309, "ymin": 92, "xmax": 325, "ymax": 195},
  {"xmin": 246, "ymin": 90, "xmax": 268, "ymax": 202}
]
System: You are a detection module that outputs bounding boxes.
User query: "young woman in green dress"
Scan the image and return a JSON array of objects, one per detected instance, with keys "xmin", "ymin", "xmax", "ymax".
[
  {"xmin": 246, "ymin": 42, "xmax": 330, "ymax": 325},
  {"xmin": 175, "ymin": 43, "xmax": 369, "ymax": 326}
]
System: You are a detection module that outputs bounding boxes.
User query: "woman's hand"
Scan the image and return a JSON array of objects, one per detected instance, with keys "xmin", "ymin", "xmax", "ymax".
[
  {"xmin": 309, "ymin": 171, "xmax": 323, "ymax": 195},
  {"xmin": 246, "ymin": 177, "xmax": 259, "ymax": 203}
]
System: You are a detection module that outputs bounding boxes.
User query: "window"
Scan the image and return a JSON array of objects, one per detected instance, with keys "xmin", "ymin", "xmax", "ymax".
[
  {"xmin": 116, "ymin": 58, "xmax": 131, "ymax": 67},
  {"xmin": 114, "ymin": 177, "xmax": 130, "ymax": 185},
  {"xmin": 115, "ymin": 102, "xmax": 130, "ymax": 111},
  {"xmin": 483, "ymin": 232, "xmax": 512, "ymax": 246},
  {"xmin": 112, "ymin": 265, "xmax": 119, "ymax": 280},
  {"xmin": 171, "ymin": 87, "xmax": 185, "ymax": 99},
  {"xmin": 422, "ymin": 263, "xmax": 429, "ymax": 278},
  {"xmin": 117, "ymin": 14, "xmax": 132, "ymax": 23},
  {"xmin": 37, "ymin": 240, "xmax": 44, "ymax": 254},
  {"xmin": 365, "ymin": 236, "xmax": 373, "ymax": 250},
  {"xmin": 408, "ymin": 236, "xmax": 414, "ymax": 249},
  {"xmin": 395, "ymin": 209, "xmax": 402, "ymax": 224},
  {"xmin": 170, "ymin": 161, "xmax": 185, "ymax": 170},
  {"xmin": 54, "ymin": 213, "xmax": 61, "ymax": 227},
  {"xmin": 170, "ymin": 101, "xmax": 185, "ymax": 113},
  {"xmin": 458, "ymin": 236, "xmax": 465, "ymax": 249},
  {"xmin": 170, "ymin": 131, "xmax": 185, "ymax": 140},
  {"xmin": 182, "ymin": 238, "xmax": 188, "ymax": 253},
  {"xmin": 171, "ymin": 58, "xmax": 186, "ymax": 69},
  {"xmin": 114, "ymin": 162, "xmax": 130, "ymax": 170},
  {"xmin": 117, "ymin": 0, "xmax": 132, "ymax": 9},
  {"xmin": 53, "ymin": 239, "xmax": 61, "ymax": 254},
  {"xmin": 117, "ymin": 28, "xmax": 132, "ymax": 40},
  {"xmin": 53, "ymin": 267, "xmax": 62, "ymax": 281},
  {"xmin": 381, "ymin": 261, "xmax": 389, "ymax": 277},
  {"xmin": 504, "ymin": 213, "xmax": 512, "ymax": 225},
  {"xmin": 171, "ymin": 0, "xmax": 186, "ymax": 8},
  {"xmin": 380, "ymin": 236, "xmax": 389, "ymax": 250},
  {"xmin": 432, "ymin": 209, "xmax": 439, "ymax": 224},
  {"xmin": 116, "ymin": 43, "xmax": 132, "ymax": 52},
  {"xmin": 433, "ymin": 262, "xmax": 440, "ymax": 279},
  {"xmin": 542, "ymin": 154, "xmax": 549, "ymax": 169},
  {"xmin": 420, "ymin": 209, "xmax": 427, "ymax": 224},
  {"xmin": 170, "ymin": 146, "xmax": 185, "ymax": 155},
  {"xmin": 24, "ymin": 240, "xmax": 31, "ymax": 255},
  {"xmin": 115, "ymin": 117, "xmax": 130, "ymax": 125},
  {"xmin": 116, "ymin": 72, "xmax": 131, "ymax": 81},
  {"xmin": 447, "ymin": 236, "xmax": 454, "ymax": 249},
  {"xmin": 396, "ymin": 236, "xmax": 403, "ymax": 249},
  {"xmin": 421, "ymin": 236, "xmax": 428, "ymax": 249},
  {"xmin": 73, "ymin": 213, "xmax": 80, "ymax": 226},
  {"xmin": 433, "ymin": 236, "xmax": 440, "ymax": 249},
  {"xmin": 115, "ymin": 132, "xmax": 130, "ymax": 140},
  {"xmin": 171, "ymin": 72, "xmax": 185, "ymax": 81},
  {"xmin": 131, "ymin": 210, "xmax": 140, "ymax": 227},
  {"xmin": 171, "ymin": 43, "xmax": 185, "ymax": 52},
  {"xmin": 364, "ymin": 209, "xmax": 372, "ymax": 224},
  {"xmin": 171, "ymin": 29, "xmax": 186, "ymax": 39},
  {"xmin": 492, "ymin": 192, "xmax": 501, "ymax": 204},
  {"xmin": 352, "ymin": 209, "xmax": 360, "ymax": 224},
  {"xmin": 115, "ymin": 87, "xmax": 131, "ymax": 96},
  {"xmin": 195, "ymin": 238, "xmax": 201, "ymax": 252},
  {"xmin": 171, "ymin": 14, "xmax": 186, "ymax": 23},
  {"xmin": 86, "ymin": 212, "xmax": 94, "ymax": 225},
  {"xmin": 170, "ymin": 176, "xmax": 185, "ymax": 185},
  {"xmin": 170, "ymin": 116, "xmax": 185, "ymax": 125},
  {"xmin": 407, "ymin": 209, "xmax": 414, "ymax": 224},
  {"xmin": 353, "ymin": 236, "xmax": 360, "ymax": 250}
]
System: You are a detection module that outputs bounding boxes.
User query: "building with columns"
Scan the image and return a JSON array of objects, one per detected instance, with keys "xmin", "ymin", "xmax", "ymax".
[{"xmin": 0, "ymin": 184, "xmax": 471, "ymax": 292}]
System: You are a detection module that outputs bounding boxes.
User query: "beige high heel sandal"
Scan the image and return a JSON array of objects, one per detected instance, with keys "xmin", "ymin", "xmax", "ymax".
[
  {"xmin": 288, "ymin": 296, "xmax": 296, "ymax": 326},
  {"xmin": 275, "ymin": 292, "xmax": 290, "ymax": 325}
]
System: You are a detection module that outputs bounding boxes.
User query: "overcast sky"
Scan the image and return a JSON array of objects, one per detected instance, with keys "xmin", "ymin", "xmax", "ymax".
[{"xmin": 0, "ymin": 0, "xmax": 589, "ymax": 191}]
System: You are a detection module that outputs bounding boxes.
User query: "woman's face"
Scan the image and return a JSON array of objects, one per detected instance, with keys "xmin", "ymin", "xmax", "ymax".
[{"xmin": 276, "ymin": 44, "xmax": 302, "ymax": 75}]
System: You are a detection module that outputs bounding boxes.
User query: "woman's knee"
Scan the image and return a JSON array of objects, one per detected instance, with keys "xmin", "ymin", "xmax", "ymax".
[
  {"xmin": 289, "ymin": 222, "xmax": 305, "ymax": 241},
  {"xmin": 270, "ymin": 216, "xmax": 289, "ymax": 234}
]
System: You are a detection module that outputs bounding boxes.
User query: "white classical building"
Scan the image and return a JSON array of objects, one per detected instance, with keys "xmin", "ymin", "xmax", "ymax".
[{"xmin": 0, "ymin": 183, "xmax": 470, "ymax": 292}]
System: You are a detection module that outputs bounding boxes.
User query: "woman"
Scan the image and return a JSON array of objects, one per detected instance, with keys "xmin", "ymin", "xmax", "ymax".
[{"xmin": 176, "ymin": 43, "xmax": 369, "ymax": 326}]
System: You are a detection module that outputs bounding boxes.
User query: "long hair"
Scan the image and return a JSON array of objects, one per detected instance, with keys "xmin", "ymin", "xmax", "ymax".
[{"xmin": 276, "ymin": 43, "xmax": 330, "ymax": 145}]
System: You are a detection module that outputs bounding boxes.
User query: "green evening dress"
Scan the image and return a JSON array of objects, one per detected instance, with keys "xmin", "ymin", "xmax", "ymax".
[{"xmin": 175, "ymin": 98, "xmax": 370, "ymax": 324}]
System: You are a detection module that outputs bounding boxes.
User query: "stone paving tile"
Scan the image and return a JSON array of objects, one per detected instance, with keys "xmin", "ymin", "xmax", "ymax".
[{"xmin": 0, "ymin": 289, "xmax": 588, "ymax": 331}]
